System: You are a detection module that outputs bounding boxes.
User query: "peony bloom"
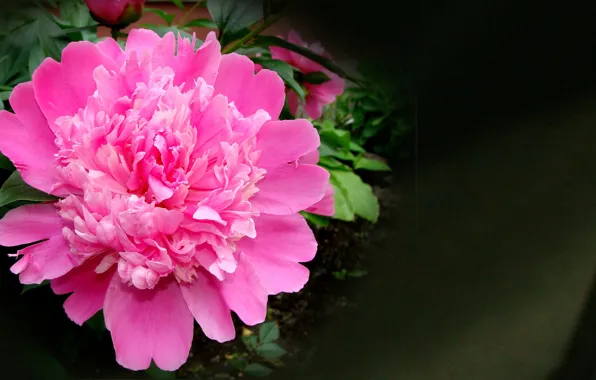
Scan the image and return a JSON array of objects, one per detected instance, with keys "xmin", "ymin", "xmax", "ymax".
[
  {"xmin": 301, "ymin": 150, "xmax": 334, "ymax": 216},
  {"xmin": 0, "ymin": 30, "xmax": 330, "ymax": 371},
  {"xmin": 85, "ymin": 0, "xmax": 145, "ymax": 28},
  {"xmin": 270, "ymin": 30, "xmax": 345, "ymax": 120}
]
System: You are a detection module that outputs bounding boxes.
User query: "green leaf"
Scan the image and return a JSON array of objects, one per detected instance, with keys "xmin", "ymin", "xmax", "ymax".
[
  {"xmin": 300, "ymin": 211, "xmax": 330, "ymax": 227},
  {"xmin": 300, "ymin": 71, "xmax": 330, "ymax": 85},
  {"xmin": 0, "ymin": 170, "xmax": 57, "ymax": 208},
  {"xmin": 319, "ymin": 128, "xmax": 351, "ymax": 150},
  {"xmin": 332, "ymin": 269, "xmax": 347, "ymax": 280},
  {"xmin": 347, "ymin": 269, "xmax": 368, "ymax": 278},
  {"xmin": 244, "ymin": 363, "xmax": 273, "ymax": 377},
  {"xmin": 318, "ymin": 142, "xmax": 338, "ymax": 157},
  {"xmin": 229, "ymin": 356, "xmax": 247, "ymax": 371},
  {"xmin": 28, "ymin": 43, "xmax": 45, "ymax": 76},
  {"xmin": 252, "ymin": 57, "xmax": 305, "ymax": 102},
  {"xmin": 258, "ymin": 321, "xmax": 279, "ymax": 344},
  {"xmin": 330, "ymin": 183, "xmax": 354, "ymax": 221},
  {"xmin": 329, "ymin": 170, "xmax": 379, "ymax": 222},
  {"xmin": 185, "ymin": 18, "xmax": 218, "ymax": 28},
  {"xmin": 21, "ymin": 280, "xmax": 50, "ymax": 295},
  {"xmin": 207, "ymin": 0, "xmax": 263, "ymax": 37},
  {"xmin": 59, "ymin": 0, "xmax": 94, "ymax": 28},
  {"xmin": 256, "ymin": 342, "xmax": 287, "ymax": 359},
  {"xmin": 251, "ymin": 36, "xmax": 359, "ymax": 85},
  {"xmin": 146, "ymin": 361, "xmax": 176, "ymax": 379},
  {"xmin": 85, "ymin": 311, "xmax": 106, "ymax": 340},
  {"xmin": 141, "ymin": 25, "xmax": 195, "ymax": 42},
  {"xmin": 144, "ymin": 8, "xmax": 176, "ymax": 26},
  {"xmin": 242, "ymin": 335, "xmax": 259, "ymax": 350},
  {"xmin": 349, "ymin": 141, "xmax": 365, "ymax": 152},
  {"xmin": 353, "ymin": 157, "xmax": 391, "ymax": 172},
  {"xmin": 171, "ymin": 0, "xmax": 185, "ymax": 9},
  {"xmin": 318, "ymin": 156, "xmax": 351, "ymax": 171}
]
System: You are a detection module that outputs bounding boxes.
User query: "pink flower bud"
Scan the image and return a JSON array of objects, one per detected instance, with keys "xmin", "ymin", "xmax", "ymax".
[{"xmin": 85, "ymin": 0, "xmax": 145, "ymax": 28}]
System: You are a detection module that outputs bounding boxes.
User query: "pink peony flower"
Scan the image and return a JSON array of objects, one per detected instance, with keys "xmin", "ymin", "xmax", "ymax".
[
  {"xmin": 85, "ymin": 0, "xmax": 145, "ymax": 28},
  {"xmin": 270, "ymin": 30, "xmax": 345, "ymax": 120},
  {"xmin": 300, "ymin": 150, "xmax": 334, "ymax": 216},
  {"xmin": 0, "ymin": 30, "xmax": 330, "ymax": 371}
]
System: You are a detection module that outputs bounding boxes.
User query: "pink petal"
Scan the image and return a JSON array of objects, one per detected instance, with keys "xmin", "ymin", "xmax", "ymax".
[
  {"xmin": 174, "ymin": 32, "xmax": 221, "ymax": 88},
  {"xmin": 305, "ymin": 183, "xmax": 335, "ymax": 216},
  {"xmin": 0, "ymin": 203, "xmax": 63, "ymax": 247},
  {"xmin": 252, "ymin": 163, "xmax": 330, "ymax": 215},
  {"xmin": 256, "ymin": 119, "xmax": 320, "ymax": 170},
  {"xmin": 10, "ymin": 234, "xmax": 76, "ymax": 284},
  {"xmin": 52, "ymin": 256, "xmax": 115, "ymax": 325},
  {"xmin": 0, "ymin": 84, "xmax": 58, "ymax": 193},
  {"xmin": 286, "ymin": 90, "xmax": 301, "ymax": 117},
  {"xmin": 237, "ymin": 213, "xmax": 317, "ymax": 263},
  {"xmin": 299, "ymin": 149, "xmax": 320, "ymax": 165},
  {"xmin": 217, "ymin": 253, "xmax": 267, "ymax": 326},
  {"xmin": 125, "ymin": 29, "xmax": 162, "ymax": 56},
  {"xmin": 193, "ymin": 206, "xmax": 226, "ymax": 225},
  {"xmin": 303, "ymin": 96, "xmax": 325, "ymax": 120},
  {"xmin": 243, "ymin": 254, "xmax": 310, "ymax": 295},
  {"xmin": 33, "ymin": 42, "xmax": 117, "ymax": 128},
  {"xmin": 97, "ymin": 38, "xmax": 125, "ymax": 66},
  {"xmin": 104, "ymin": 276, "xmax": 193, "ymax": 371},
  {"xmin": 214, "ymin": 53, "xmax": 285, "ymax": 119},
  {"xmin": 179, "ymin": 270, "xmax": 235, "ymax": 342}
]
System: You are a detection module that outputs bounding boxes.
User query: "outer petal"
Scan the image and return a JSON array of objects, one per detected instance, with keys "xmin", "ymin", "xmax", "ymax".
[
  {"xmin": 214, "ymin": 53, "xmax": 285, "ymax": 119},
  {"xmin": 299, "ymin": 149, "xmax": 320, "ymax": 165},
  {"xmin": 252, "ymin": 164, "xmax": 330, "ymax": 215},
  {"xmin": 244, "ymin": 254, "xmax": 310, "ymax": 295},
  {"xmin": 256, "ymin": 119, "xmax": 320, "ymax": 170},
  {"xmin": 0, "ymin": 104, "xmax": 57, "ymax": 193},
  {"xmin": 179, "ymin": 270, "xmax": 236, "ymax": 342},
  {"xmin": 10, "ymin": 234, "xmax": 76, "ymax": 284},
  {"xmin": 51, "ymin": 257, "xmax": 115, "ymax": 325},
  {"xmin": 237, "ymin": 213, "xmax": 317, "ymax": 263},
  {"xmin": 217, "ymin": 253, "xmax": 267, "ymax": 326},
  {"xmin": 0, "ymin": 203, "xmax": 63, "ymax": 247},
  {"xmin": 125, "ymin": 29, "xmax": 162, "ymax": 56},
  {"xmin": 305, "ymin": 183, "xmax": 335, "ymax": 216},
  {"xmin": 303, "ymin": 95, "xmax": 325, "ymax": 120},
  {"xmin": 33, "ymin": 42, "xmax": 118, "ymax": 128},
  {"xmin": 104, "ymin": 276, "xmax": 193, "ymax": 371},
  {"xmin": 174, "ymin": 32, "xmax": 221, "ymax": 88}
]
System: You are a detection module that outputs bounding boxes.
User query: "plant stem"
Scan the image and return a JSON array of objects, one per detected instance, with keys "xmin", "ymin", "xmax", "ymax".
[
  {"xmin": 178, "ymin": 0, "xmax": 204, "ymax": 26},
  {"xmin": 221, "ymin": 12, "xmax": 283, "ymax": 54}
]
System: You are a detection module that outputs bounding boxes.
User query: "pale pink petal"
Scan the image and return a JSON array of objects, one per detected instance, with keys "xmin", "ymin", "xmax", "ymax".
[
  {"xmin": 237, "ymin": 213, "xmax": 317, "ymax": 263},
  {"xmin": 217, "ymin": 253, "xmax": 267, "ymax": 326},
  {"xmin": 243, "ymin": 254, "xmax": 310, "ymax": 294},
  {"xmin": 179, "ymin": 270, "xmax": 235, "ymax": 342},
  {"xmin": 252, "ymin": 164, "xmax": 329, "ymax": 215},
  {"xmin": 125, "ymin": 29, "xmax": 162, "ymax": 56},
  {"xmin": 104, "ymin": 276, "xmax": 193, "ymax": 371},
  {"xmin": 0, "ymin": 203, "xmax": 63, "ymax": 247},
  {"xmin": 52, "ymin": 256, "xmax": 115, "ymax": 325},
  {"xmin": 305, "ymin": 183, "xmax": 335, "ymax": 216},
  {"xmin": 214, "ymin": 53, "xmax": 285, "ymax": 119},
  {"xmin": 10, "ymin": 234, "xmax": 76, "ymax": 284},
  {"xmin": 256, "ymin": 119, "xmax": 320, "ymax": 169}
]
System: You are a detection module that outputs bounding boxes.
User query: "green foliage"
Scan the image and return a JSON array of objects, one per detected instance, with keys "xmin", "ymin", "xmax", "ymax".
[
  {"xmin": 258, "ymin": 321, "xmax": 279, "ymax": 344},
  {"xmin": 147, "ymin": 361, "xmax": 176, "ymax": 379},
  {"xmin": 21, "ymin": 280, "xmax": 50, "ymax": 295},
  {"xmin": 207, "ymin": 0, "xmax": 262, "ymax": 46},
  {"xmin": 251, "ymin": 57, "xmax": 305, "ymax": 101},
  {"xmin": 332, "ymin": 268, "xmax": 369, "ymax": 280},
  {"xmin": 144, "ymin": 7, "xmax": 176, "ymax": 26},
  {"xmin": 0, "ymin": 171, "xmax": 57, "ymax": 208}
]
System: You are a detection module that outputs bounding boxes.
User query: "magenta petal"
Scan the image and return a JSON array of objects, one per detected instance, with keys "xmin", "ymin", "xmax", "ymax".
[
  {"xmin": 10, "ymin": 234, "xmax": 76, "ymax": 284},
  {"xmin": 174, "ymin": 32, "xmax": 221, "ymax": 88},
  {"xmin": 238, "ymin": 213, "xmax": 317, "ymax": 263},
  {"xmin": 52, "ymin": 257, "xmax": 114, "ymax": 325},
  {"xmin": 214, "ymin": 53, "xmax": 285, "ymax": 119},
  {"xmin": 0, "ymin": 204, "xmax": 63, "ymax": 247},
  {"xmin": 256, "ymin": 119, "xmax": 320, "ymax": 170},
  {"xmin": 104, "ymin": 276, "xmax": 193, "ymax": 371},
  {"xmin": 252, "ymin": 163, "xmax": 330, "ymax": 215},
  {"xmin": 243, "ymin": 254, "xmax": 310, "ymax": 295},
  {"xmin": 179, "ymin": 271, "xmax": 236, "ymax": 342},
  {"xmin": 217, "ymin": 253, "xmax": 267, "ymax": 326}
]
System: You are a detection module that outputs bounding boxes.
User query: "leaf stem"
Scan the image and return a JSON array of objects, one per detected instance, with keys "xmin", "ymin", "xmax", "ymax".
[
  {"xmin": 178, "ymin": 0, "xmax": 204, "ymax": 26},
  {"xmin": 221, "ymin": 11, "xmax": 283, "ymax": 54}
]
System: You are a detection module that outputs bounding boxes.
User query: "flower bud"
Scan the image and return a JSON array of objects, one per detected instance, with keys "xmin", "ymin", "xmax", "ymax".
[{"xmin": 85, "ymin": 0, "xmax": 145, "ymax": 29}]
